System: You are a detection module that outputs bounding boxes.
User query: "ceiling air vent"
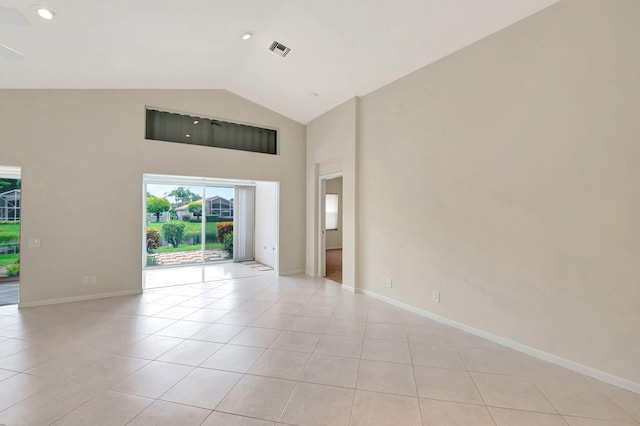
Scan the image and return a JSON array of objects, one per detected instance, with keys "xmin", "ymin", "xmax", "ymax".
[{"xmin": 268, "ymin": 41, "xmax": 291, "ymax": 58}]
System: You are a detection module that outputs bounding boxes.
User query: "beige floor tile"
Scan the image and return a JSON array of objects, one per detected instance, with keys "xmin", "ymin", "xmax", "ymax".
[
  {"xmin": 323, "ymin": 319, "xmax": 366, "ymax": 338},
  {"xmin": 216, "ymin": 311, "xmax": 263, "ymax": 326},
  {"xmin": 0, "ymin": 373, "xmax": 59, "ymax": 411},
  {"xmin": 157, "ymin": 339, "xmax": 223, "ymax": 366},
  {"xmin": 315, "ymin": 334, "xmax": 363, "ymax": 358},
  {"xmin": 128, "ymin": 400, "xmax": 212, "ymax": 426},
  {"xmin": 285, "ymin": 316, "xmax": 329, "ymax": 333},
  {"xmin": 111, "ymin": 360, "xmax": 193, "ymax": 398},
  {"xmin": 65, "ymin": 355, "xmax": 149, "ymax": 390},
  {"xmin": 458, "ymin": 346, "xmax": 539, "ymax": 376},
  {"xmin": 0, "ymin": 344, "xmax": 61, "ymax": 372},
  {"xmin": 410, "ymin": 342, "xmax": 466, "ymax": 370},
  {"xmin": 364, "ymin": 323, "xmax": 407, "ymax": 341},
  {"xmin": 472, "ymin": 372, "xmax": 557, "ymax": 413},
  {"xmin": 201, "ymin": 344, "xmax": 265, "ymax": 373},
  {"xmin": 236, "ymin": 301, "xmax": 274, "ymax": 313},
  {"xmin": 52, "ymin": 390, "xmax": 152, "ymax": 425},
  {"xmin": 0, "ymin": 367, "xmax": 17, "ymax": 381},
  {"xmin": 266, "ymin": 302, "xmax": 303, "ymax": 315},
  {"xmin": 414, "ymin": 366, "xmax": 484, "ymax": 405},
  {"xmin": 535, "ymin": 379, "xmax": 636, "ymax": 423},
  {"xmin": 563, "ymin": 416, "xmax": 638, "ymax": 426},
  {"xmin": 160, "ymin": 367, "xmax": 242, "ymax": 409},
  {"xmin": 601, "ymin": 385, "xmax": 640, "ymax": 423},
  {"xmin": 117, "ymin": 335, "xmax": 185, "ymax": 360},
  {"xmin": 357, "ymin": 359, "xmax": 417, "ymax": 396},
  {"xmin": 350, "ymin": 390, "xmax": 422, "ymax": 426},
  {"xmin": 229, "ymin": 327, "xmax": 282, "ymax": 348},
  {"xmin": 270, "ymin": 330, "xmax": 321, "ymax": 353},
  {"xmin": 362, "ymin": 338, "xmax": 411, "ymax": 364},
  {"xmin": 25, "ymin": 348, "xmax": 111, "ymax": 379},
  {"xmin": 0, "ymin": 383, "xmax": 99, "ymax": 425},
  {"xmin": 300, "ymin": 354, "xmax": 360, "ymax": 388},
  {"xmin": 249, "ymin": 349, "xmax": 310, "ymax": 380},
  {"xmin": 184, "ymin": 308, "xmax": 230, "ymax": 323},
  {"xmin": 178, "ymin": 296, "xmax": 220, "ymax": 308},
  {"xmin": 130, "ymin": 317, "xmax": 177, "ymax": 334},
  {"xmin": 448, "ymin": 330, "xmax": 505, "ymax": 350},
  {"xmin": 250, "ymin": 313, "xmax": 293, "ymax": 329},
  {"xmin": 420, "ymin": 398, "xmax": 495, "ymax": 426},
  {"xmin": 155, "ymin": 320, "xmax": 210, "ymax": 338},
  {"xmin": 367, "ymin": 308, "xmax": 405, "ymax": 325},
  {"xmin": 208, "ymin": 299, "xmax": 246, "ymax": 310},
  {"xmin": 489, "ymin": 407, "xmax": 567, "ymax": 425},
  {"xmin": 405, "ymin": 326, "xmax": 451, "ymax": 345},
  {"xmin": 203, "ymin": 411, "xmax": 275, "ymax": 425},
  {"xmin": 280, "ymin": 382, "xmax": 354, "ymax": 426},
  {"xmin": 153, "ymin": 305, "xmax": 202, "ymax": 320},
  {"xmin": 190, "ymin": 323, "xmax": 245, "ymax": 343},
  {"xmin": 217, "ymin": 375, "xmax": 296, "ymax": 421}
]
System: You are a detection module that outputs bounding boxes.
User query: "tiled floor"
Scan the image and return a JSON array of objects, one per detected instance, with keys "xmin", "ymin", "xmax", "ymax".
[
  {"xmin": 0, "ymin": 274, "xmax": 638, "ymax": 425},
  {"xmin": 143, "ymin": 262, "xmax": 275, "ymax": 289}
]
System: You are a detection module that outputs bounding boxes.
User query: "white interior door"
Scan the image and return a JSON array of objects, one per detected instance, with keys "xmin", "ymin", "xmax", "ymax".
[{"xmin": 234, "ymin": 186, "xmax": 255, "ymax": 261}]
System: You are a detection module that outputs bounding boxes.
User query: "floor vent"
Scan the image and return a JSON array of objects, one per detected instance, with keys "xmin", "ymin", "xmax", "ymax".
[{"xmin": 268, "ymin": 41, "xmax": 291, "ymax": 58}]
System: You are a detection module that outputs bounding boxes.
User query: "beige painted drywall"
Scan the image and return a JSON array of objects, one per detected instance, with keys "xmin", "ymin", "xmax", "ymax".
[
  {"xmin": 325, "ymin": 177, "xmax": 343, "ymax": 249},
  {"xmin": 0, "ymin": 90, "xmax": 305, "ymax": 305},
  {"xmin": 353, "ymin": 0, "xmax": 640, "ymax": 384},
  {"xmin": 255, "ymin": 181, "xmax": 279, "ymax": 269},
  {"xmin": 306, "ymin": 98, "xmax": 358, "ymax": 288}
]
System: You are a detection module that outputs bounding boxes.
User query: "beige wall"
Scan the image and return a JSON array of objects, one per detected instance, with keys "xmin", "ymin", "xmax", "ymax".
[
  {"xmin": 354, "ymin": 0, "xmax": 640, "ymax": 385},
  {"xmin": 306, "ymin": 98, "xmax": 358, "ymax": 288},
  {"xmin": 325, "ymin": 177, "xmax": 343, "ymax": 249},
  {"xmin": 0, "ymin": 90, "xmax": 306, "ymax": 305}
]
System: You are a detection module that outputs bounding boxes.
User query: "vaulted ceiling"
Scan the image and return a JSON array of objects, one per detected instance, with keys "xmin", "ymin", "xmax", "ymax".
[{"xmin": 0, "ymin": 0, "xmax": 558, "ymax": 123}]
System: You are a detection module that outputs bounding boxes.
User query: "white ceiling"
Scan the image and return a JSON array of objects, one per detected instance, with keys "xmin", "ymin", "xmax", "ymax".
[{"xmin": 0, "ymin": 0, "xmax": 558, "ymax": 124}]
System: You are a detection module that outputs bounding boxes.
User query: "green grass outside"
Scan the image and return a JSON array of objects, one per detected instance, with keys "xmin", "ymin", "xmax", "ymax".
[
  {"xmin": 155, "ymin": 242, "xmax": 223, "ymax": 253},
  {"xmin": 0, "ymin": 253, "xmax": 19, "ymax": 267},
  {"xmin": 0, "ymin": 223, "xmax": 20, "ymax": 244}
]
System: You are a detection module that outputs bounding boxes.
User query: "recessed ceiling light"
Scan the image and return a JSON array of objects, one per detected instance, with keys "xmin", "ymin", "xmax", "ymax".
[
  {"xmin": 241, "ymin": 32, "xmax": 253, "ymax": 40},
  {"xmin": 36, "ymin": 6, "xmax": 55, "ymax": 20},
  {"xmin": 193, "ymin": 120, "xmax": 199, "ymax": 125},
  {"xmin": 185, "ymin": 134, "xmax": 191, "ymax": 138}
]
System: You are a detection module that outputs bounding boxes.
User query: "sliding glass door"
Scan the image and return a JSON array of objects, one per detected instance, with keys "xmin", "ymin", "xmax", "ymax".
[
  {"xmin": 144, "ymin": 176, "xmax": 239, "ymax": 268},
  {"xmin": 145, "ymin": 183, "xmax": 204, "ymax": 267}
]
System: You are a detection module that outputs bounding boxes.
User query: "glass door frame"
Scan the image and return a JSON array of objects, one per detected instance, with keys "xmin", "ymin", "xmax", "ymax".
[{"xmin": 142, "ymin": 173, "xmax": 255, "ymax": 270}]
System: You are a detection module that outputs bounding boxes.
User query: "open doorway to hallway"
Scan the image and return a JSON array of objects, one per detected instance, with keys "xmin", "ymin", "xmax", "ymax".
[
  {"xmin": 143, "ymin": 174, "xmax": 279, "ymax": 289},
  {"xmin": 0, "ymin": 166, "xmax": 21, "ymax": 306},
  {"xmin": 321, "ymin": 175, "xmax": 343, "ymax": 283}
]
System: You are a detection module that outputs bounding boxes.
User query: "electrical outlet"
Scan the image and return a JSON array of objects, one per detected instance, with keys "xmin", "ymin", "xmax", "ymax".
[
  {"xmin": 29, "ymin": 238, "xmax": 41, "ymax": 248},
  {"xmin": 432, "ymin": 291, "xmax": 440, "ymax": 303},
  {"xmin": 82, "ymin": 276, "xmax": 90, "ymax": 285},
  {"xmin": 386, "ymin": 278, "xmax": 393, "ymax": 288}
]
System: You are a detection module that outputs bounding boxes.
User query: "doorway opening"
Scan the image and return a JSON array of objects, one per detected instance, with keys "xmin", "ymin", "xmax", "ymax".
[
  {"xmin": 0, "ymin": 166, "xmax": 21, "ymax": 306},
  {"xmin": 142, "ymin": 174, "xmax": 278, "ymax": 288},
  {"xmin": 319, "ymin": 174, "xmax": 343, "ymax": 283}
]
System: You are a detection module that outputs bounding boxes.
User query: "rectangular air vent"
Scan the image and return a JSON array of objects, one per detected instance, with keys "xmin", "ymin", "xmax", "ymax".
[{"xmin": 268, "ymin": 41, "xmax": 291, "ymax": 58}]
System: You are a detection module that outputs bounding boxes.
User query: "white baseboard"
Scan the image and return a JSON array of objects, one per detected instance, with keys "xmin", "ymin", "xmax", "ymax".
[
  {"xmin": 359, "ymin": 288, "xmax": 640, "ymax": 395},
  {"xmin": 19, "ymin": 289, "xmax": 143, "ymax": 308},
  {"xmin": 279, "ymin": 269, "xmax": 305, "ymax": 276},
  {"xmin": 341, "ymin": 284, "xmax": 355, "ymax": 293}
]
